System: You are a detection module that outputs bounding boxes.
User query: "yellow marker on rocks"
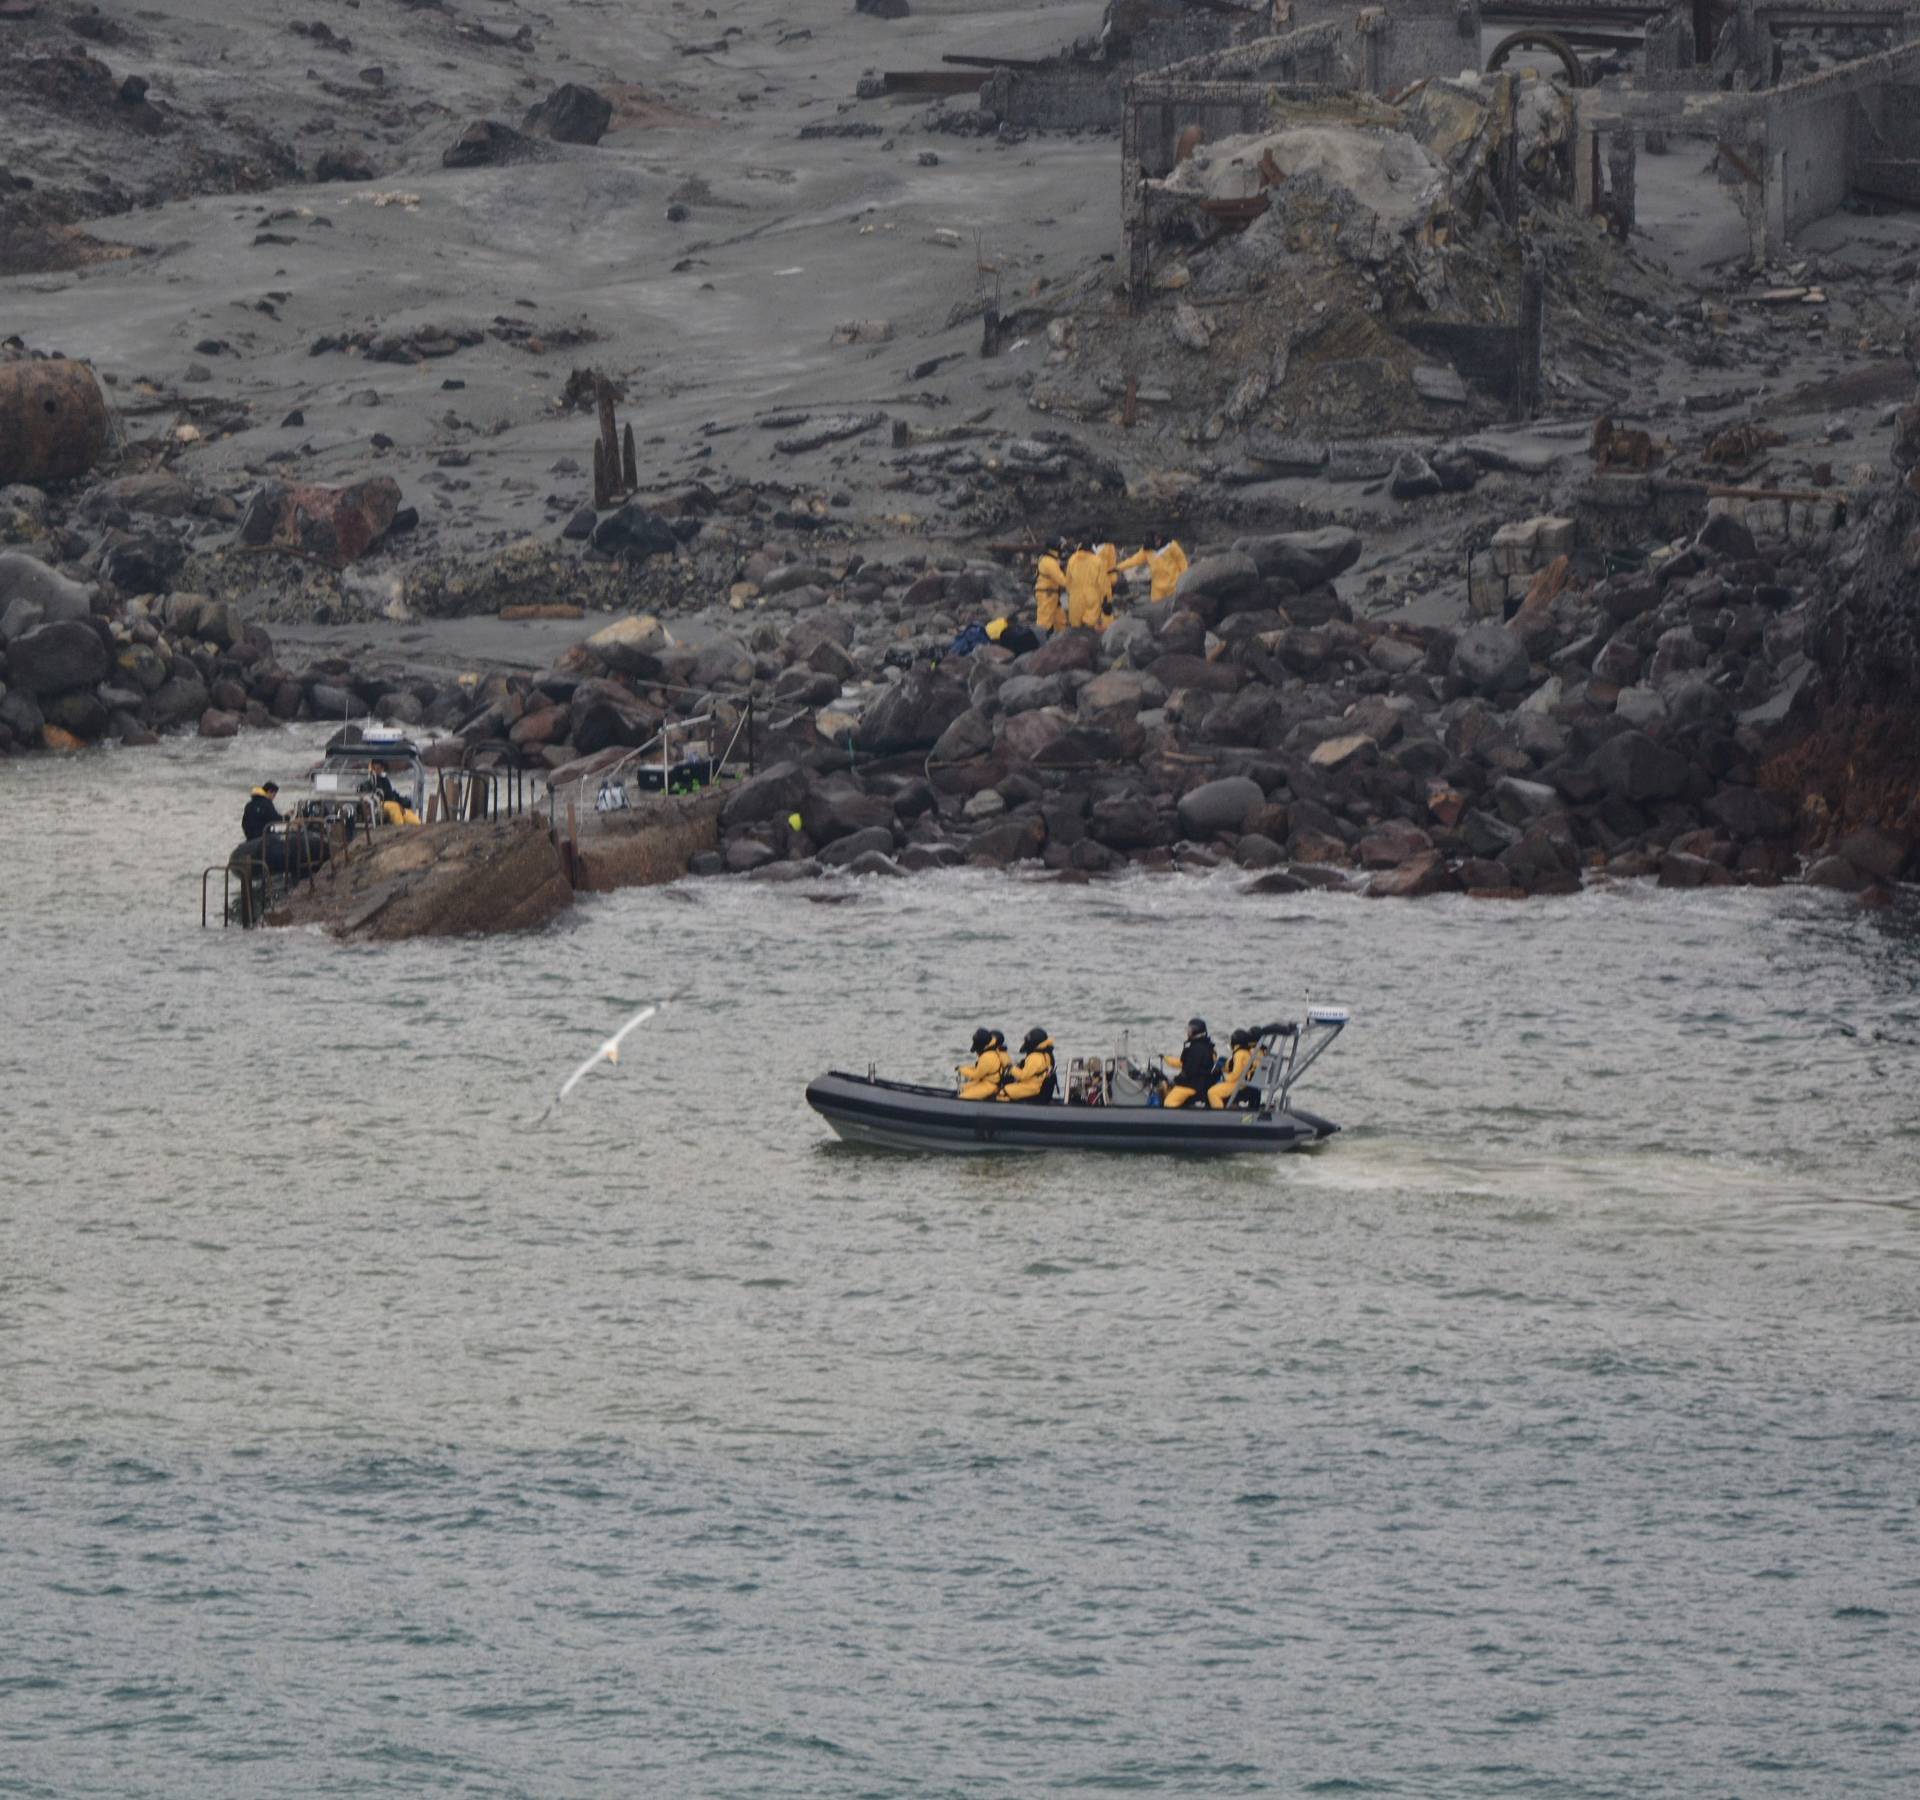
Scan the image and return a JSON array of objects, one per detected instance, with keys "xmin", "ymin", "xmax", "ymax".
[{"xmin": 788, "ymin": 812, "xmax": 803, "ymax": 831}]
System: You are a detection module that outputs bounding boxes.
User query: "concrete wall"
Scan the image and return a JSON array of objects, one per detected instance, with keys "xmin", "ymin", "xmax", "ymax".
[
  {"xmin": 1766, "ymin": 86, "xmax": 1858, "ymax": 244},
  {"xmin": 983, "ymin": 66, "xmax": 1124, "ymax": 131},
  {"xmin": 1854, "ymin": 80, "xmax": 1920, "ymax": 202},
  {"xmin": 1572, "ymin": 40, "xmax": 1920, "ymax": 257},
  {"xmin": 1282, "ymin": 0, "xmax": 1482, "ymax": 95}
]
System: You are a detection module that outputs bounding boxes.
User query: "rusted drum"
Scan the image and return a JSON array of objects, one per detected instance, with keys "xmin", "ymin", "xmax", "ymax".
[{"xmin": 0, "ymin": 359, "xmax": 111, "ymax": 485}]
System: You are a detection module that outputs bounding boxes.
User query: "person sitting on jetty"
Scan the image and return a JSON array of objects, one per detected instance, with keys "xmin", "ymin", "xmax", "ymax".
[
  {"xmin": 1208, "ymin": 1029, "xmax": 1257, "ymax": 1109},
  {"xmin": 1163, "ymin": 1018, "xmax": 1217, "ymax": 1109},
  {"xmin": 1118, "ymin": 539, "xmax": 1189, "ymax": 602},
  {"xmin": 1033, "ymin": 550, "xmax": 1069, "ymax": 634},
  {"xmin": 957, "ymin": 1027, "xmax": 1011, "ymax": 1101},
  {"xmin": 998, "ymin": 1029, "xmax": 1056, "ymax": 1104},
  {"xmin": 241, "ymin": 781, "xmax": 283, "ymax": 841}
]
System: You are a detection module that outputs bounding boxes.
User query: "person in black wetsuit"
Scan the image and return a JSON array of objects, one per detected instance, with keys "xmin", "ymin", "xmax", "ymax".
[
  {"xmin": 1162, "ymin": 1017, "xmax": 1217, "ymax": 1109},
  {"xmin": 241, "ymin": 782, "xmax": 282, "ymax": 841}
]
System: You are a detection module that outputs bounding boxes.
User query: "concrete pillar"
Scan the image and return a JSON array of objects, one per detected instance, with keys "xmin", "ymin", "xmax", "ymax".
[{"xmin": 1575, "ymin": 121, "xmax": 1600, "ymax": 214}]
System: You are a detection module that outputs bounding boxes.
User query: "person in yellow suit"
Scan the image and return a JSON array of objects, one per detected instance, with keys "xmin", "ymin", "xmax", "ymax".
[
  {"xmin": 1207, "ymin": 1029, "xmax": 1258, "ymax": 1109},
  {"xmin": 997, "ymin": 1028, "xmax": 1056, "ymax": 1103},
  {"xmin": 1065, "ymin": 544, "xmax": 1116, "ymax": 631},
  {"xmin": 1033, "ymin": 551, "xmax": 1069, "ymax": 634},
  {"xmin": 1118, "ymin": 539, "xmax": 1189, "ymax": 602},
  {"xmin": 957, "ymin": 1027, "xmax": 1011, "ymax": 1101}
]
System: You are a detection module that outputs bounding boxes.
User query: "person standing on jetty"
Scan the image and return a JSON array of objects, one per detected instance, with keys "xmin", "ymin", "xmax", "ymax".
[{"xmin": 241, "ymin": 781, "xmax": 282, "ymax": 841}]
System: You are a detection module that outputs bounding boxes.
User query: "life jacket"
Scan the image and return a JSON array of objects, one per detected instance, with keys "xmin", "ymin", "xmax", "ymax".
[{"xmin": 1000, "ymin": 1038, "xmax": 1056, "ymax": 1101}]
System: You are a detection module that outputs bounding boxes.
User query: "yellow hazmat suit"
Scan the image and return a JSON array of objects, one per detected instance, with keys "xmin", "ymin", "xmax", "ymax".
[
  {"xmin": 998, "ymin": 1038, "xmax": 1055, "ymax": 1103},
  {"xmin": 1033, "ymin": 555, "xmax": 1068, "ymax": 634},
  {"xmin": 1119, "ymin": 540, "xmax": 1189, "ymax": 602},
  {"xmin": 1065, "ymin": 547, "xmax": 1114, "ymax": 632},
  {"xmin": 1207, "ymin": 1045, "xmax": 1254, "ymax": 1110},
  {"xmin": 957, "ymin": 1044, "xmax": 1010, "ymax": 1101}
]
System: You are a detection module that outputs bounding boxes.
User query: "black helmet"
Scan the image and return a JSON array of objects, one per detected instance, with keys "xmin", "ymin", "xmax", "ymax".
[
  {"xmin": 1021, "ymin": 1027, "xmax": 1049, "ymax": 1054},
  {"xmin": 1188, "ymin": 1017, "xmax": 1207, "ymax": 1037},
  {"xmin": 989, "ymin": 1028, "xmax": 1006, "ymax": 1048},
  {"xmin": 971, "ymin": 1027, "xmax": 993, "ymax": 1054}
]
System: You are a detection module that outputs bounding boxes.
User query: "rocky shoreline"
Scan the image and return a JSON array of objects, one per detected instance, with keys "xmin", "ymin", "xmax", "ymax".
[{"xmin": 5, "ymin": 388, "xmax": 1917, "ymax": 906}]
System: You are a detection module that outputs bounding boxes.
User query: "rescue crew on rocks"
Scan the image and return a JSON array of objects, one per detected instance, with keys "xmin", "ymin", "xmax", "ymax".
[
  {"xmin": 241, "ymin": 781, "xmax": 283, "ymax": 841},
  {"xmin": 1032, "ymin": 550, "xmax": 1069, "ymax": 634},
  {"xmin": 956, "ymin": 1027, "xmax": 1011, "ymax": 1100},
  {"xmin": 998, "ymin": 1029, "xmax": 1056, "ymax": 1103},
  {"xmin": 1208, "ymin": 1029, "xmax": 1257, "ymax": 1109},
  {"xmin": 1163, "ymin": 1018, "xmax": 1217, "ymax": 1109},
  {"xmin": 1117, "ymin": 538, "xmax": 1189, "ymax": 602},
  {"xmin": 1064, "ymin": 544, "xmax": 1115, "ymax": 632}
]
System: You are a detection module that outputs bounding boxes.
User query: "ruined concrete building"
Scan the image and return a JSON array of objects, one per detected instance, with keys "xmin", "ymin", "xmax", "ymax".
[{"xmin": 1575, "ymin": 29, "xmax": 1920, "ymax": 259}]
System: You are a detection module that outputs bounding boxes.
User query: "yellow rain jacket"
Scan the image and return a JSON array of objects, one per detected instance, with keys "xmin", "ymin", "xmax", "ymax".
[
  {"xmin": 1207, "ymin": 1045, "xmax": 1254, "ymax": 1109},
  {"xmin": 957, "ymin": 1045, "xmax": 1011, "ymax": 1101},
  {"xmin": 1119, "ymin": 540, "xmax": 1189, "ymax": 602},
  {"xmin": 1065, "ymin": 547, "xmax": 1114, "ymax": 632},
  {"xmin": 998, "ymin": 1037, "xmax": 1055, "ymax": 1103},
  {"xmin": 1033, "ymin": 555, "xmax": 1069, "ymax": 634}
]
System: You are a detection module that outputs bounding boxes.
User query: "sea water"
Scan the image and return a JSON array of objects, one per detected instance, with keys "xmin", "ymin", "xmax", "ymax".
[{"xmin": 2, "ymin": 733, "xmax": 1916, "ymax": 1795}]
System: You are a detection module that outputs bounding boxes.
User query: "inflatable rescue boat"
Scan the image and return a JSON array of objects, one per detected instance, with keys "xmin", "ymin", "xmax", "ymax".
[{"xmin": 807, "ymin": 1011, "xmax": 1348, "ymax": 1154}]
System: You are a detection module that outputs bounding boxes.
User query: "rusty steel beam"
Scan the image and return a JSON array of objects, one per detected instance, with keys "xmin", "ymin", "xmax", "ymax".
[{"xmin": 0, "ymin": 359, "xmax": 110, "ymax": 486}]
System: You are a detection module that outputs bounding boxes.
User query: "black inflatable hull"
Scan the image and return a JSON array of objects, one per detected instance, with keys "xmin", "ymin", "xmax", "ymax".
[{"xmin": 806, "ymin": 1072, "xmax": 1338, "ymax": 1155}]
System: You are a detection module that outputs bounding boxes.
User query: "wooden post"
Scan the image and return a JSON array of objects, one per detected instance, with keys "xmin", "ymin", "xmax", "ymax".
[
  {"xmin": 622, "ymin": 421, "xmax": 637, "ymax": 491},
  {"xmin": 596, "ymin": 379, "xmax": 619, "ymax": 492}
]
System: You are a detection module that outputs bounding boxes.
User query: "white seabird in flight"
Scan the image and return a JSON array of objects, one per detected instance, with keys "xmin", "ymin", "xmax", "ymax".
[{"xmin": 540, "ymin": 1001, "xmax": 665, "ymax": 1121}]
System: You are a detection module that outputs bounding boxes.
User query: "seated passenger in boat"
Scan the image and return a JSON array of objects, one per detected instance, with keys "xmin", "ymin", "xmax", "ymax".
[
  {"xmin": 370, "ymin": 762, "xmax": 422, "ymax": 825},
  {"xmin": 956, "ymin": 1028, "xmax": 1010, "ymax": 1101},
  {"xmin": 1163, "ymin": 1018, "xmax": 1216, "ymax": 1109},
  {"xmin": 1208, "ymin": 1029, "xmax": 1257, "ymax": 1109},
  {"xmin": 997, "ymin": 1029, "xmax": 1056, "ymax": 1103}
]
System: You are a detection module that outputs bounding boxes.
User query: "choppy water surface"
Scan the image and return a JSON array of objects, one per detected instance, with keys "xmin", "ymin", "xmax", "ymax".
[{"xmin": 2, "ymin": 734, "xmax": 1917, "ymax": 1797}]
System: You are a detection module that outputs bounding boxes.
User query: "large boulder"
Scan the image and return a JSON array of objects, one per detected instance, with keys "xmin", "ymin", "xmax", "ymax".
[
  {"xmin": 523, "ymin": 83, "xmax": 613, "ymax": 145},
  {"xmin": 930, "ymin": 706, "xmax": 994, "ymax": 762},
  {"xmin": 721, "ymin": 759, "xmax": 810, "ymax": 828},
  {"xmin": 855, "ymin": 667, "xmax": 969, "ymax": 753},
  {"xmin": 146, "ymin": 670, "xmax": 211, "ymax": 727},
  {"xmin": 998, "ymin": 708, "xmax": 1070, "ymax": 763},
  {"xmin": 5, "ymin": 619, "xmax": 107, "ymax": 695},
  {"xmin": 586, "ymin": 613, "xmax": 667, "ymax": 677},
  {"xmin": 1171, "ymin": 553, "xmax": 1260, "ymax": 619},
  {"xmin": 1078, "ymin": 668, "xmax": 1150, "ymax": 716},
  {"xmin": 1018, "ymin": 630, "xmax": 1099, "ymax": 677},
  {"xmin": 0, "ymin": 552, "xmax": 93, "ymax": 626},
  {"xmin": 1451, "ymin": 622, "xmax": 1530, "ymax": 695},
  {"xmin": 801, "ymin": 778, "xmax": 894, "ymax": 845},
  {"xmin": 590, "ymin": 504, "xmax": 680, "ymax": 564},
  {"xmin": 1088, "ymin": 792, "xmax": 1168, "ymax": 850},
  {"xmin": 1237, "ymin": 527, "xmax": 1362, "ymax": 588},
  {"xmin": 238, "ymin": 477, "xmax": 402, "ymax": 567},
  {"xmin": 1704, "ymin": 785, "xmax": 1795, "ymax": 842},
  {"xmin": 1176, "ymin": 776, "xmax": 1265, "ymax": 838},
  {"xmin": 689, "ymin": 636, "xmax": 752, "ymax": 691},
  {"xmin": 1591, "ymin": 729, "xmax": 1689, "ymax": 803},
  {"xmin": 1357, "ymin": 820, "xmax": 1435, "ymax": 868},
  {"xmin": 443, "ymin": 119, "xmax": 548, "ymax": 169}
]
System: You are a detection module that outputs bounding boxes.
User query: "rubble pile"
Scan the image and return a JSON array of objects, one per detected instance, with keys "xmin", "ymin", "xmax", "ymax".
[{"xmin": 1043, "ymin": 72, "xmax": 1683, "ymax": 449}]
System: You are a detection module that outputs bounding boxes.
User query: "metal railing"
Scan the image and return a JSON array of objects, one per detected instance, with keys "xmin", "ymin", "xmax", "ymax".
[{"xmin": 544, "ymin": 688, "xmax": 756, "ymax": 827}]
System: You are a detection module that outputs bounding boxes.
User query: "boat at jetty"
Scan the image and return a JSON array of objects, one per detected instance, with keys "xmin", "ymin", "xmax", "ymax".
[{"xmin": 807, "ymin": 1011, "xmax": 1348, "ymax": 1154}]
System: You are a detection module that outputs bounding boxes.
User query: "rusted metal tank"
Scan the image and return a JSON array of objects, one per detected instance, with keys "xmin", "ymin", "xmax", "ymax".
[{"xmin": 0, "ymin": 359, "xmax": 111, "ymax": 485}]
